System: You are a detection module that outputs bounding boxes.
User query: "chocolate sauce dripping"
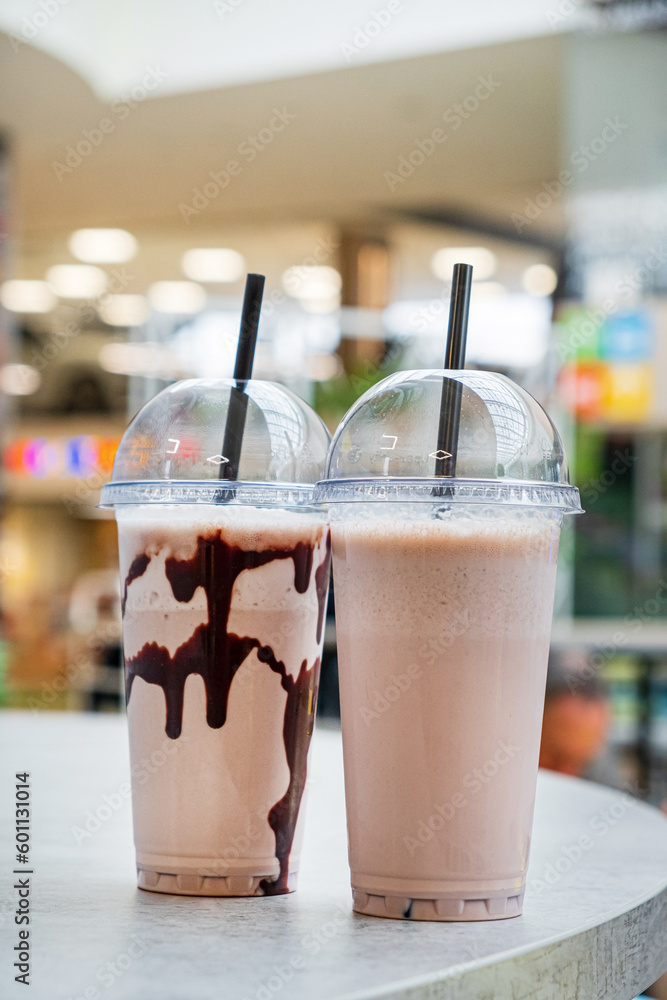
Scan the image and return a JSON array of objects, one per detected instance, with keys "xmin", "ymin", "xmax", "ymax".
[
  {"xmin": 314, "ymin": 534, "xmax": 332, "ymax": 645},
  {"xmin": 121, "ymin": 553, "xmax": 150, "ymax": 616},
  {"xmin": 125, "ymin": 534, "xmax": 315, "ymax": 738},
  {"xmin": 122, "ymin": 527, "xmax": 331, "ymax": 894},
  {"xmin": 259, "ymin": 656, "xmax": 320, "ymax": 895}
]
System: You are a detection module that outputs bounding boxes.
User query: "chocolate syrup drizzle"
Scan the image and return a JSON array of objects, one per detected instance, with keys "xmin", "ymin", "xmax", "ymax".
[
  {"xmin": 314, "ymin": 534, "xmax": 331, "ymax": 645},
  {"xmin": 124, "ymin": 528, "xmax": 330, "ymax": 895},
  {"xmin": 121, "ymin": 553, "xmax": 150, "ymax": 616}
]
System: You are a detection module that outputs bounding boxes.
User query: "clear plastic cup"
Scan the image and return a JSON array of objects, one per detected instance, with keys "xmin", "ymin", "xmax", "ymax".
[
  {"xmin": 100, "ymin": 379, "xmax": 331, "ymax": 896},
  {"xmin": 314, "ymin": 370, "xmax": 582, "ymax": 921}
]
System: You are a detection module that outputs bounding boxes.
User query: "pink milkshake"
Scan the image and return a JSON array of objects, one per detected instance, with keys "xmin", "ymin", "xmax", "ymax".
[
  {"xmin": 316, "ymin": 369, "xmax": 582, "ymax": 920},
  {"xmin": 332, "ymin": 506, "xmax": 559, "ymax": 919},
  {"xmin": 101, "ymin": 377, "xmax": 331, "ymax": 896},
  {"xmin": 119, "ymin": 505, "xmax": 330, "ymax": 896}
]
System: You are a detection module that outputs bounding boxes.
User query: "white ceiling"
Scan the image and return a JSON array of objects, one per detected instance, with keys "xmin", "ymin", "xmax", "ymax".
[
  {"xmin": 1, "ymin": 28, "xmax": 566, "ymax": 264},
  {"xmin": 0, "ymin": 0, "xmax": 576, "ymax": 100}
]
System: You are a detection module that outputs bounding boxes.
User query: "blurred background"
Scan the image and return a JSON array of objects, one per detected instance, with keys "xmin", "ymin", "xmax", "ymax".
[{"xmin": 2, "ymin": 0, "xmax": 667, "ymax": 810}]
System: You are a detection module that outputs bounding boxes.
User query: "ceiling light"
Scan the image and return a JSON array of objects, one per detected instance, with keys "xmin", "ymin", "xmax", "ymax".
[
  {"xmin": 471, "ymin": 282, "xmax": 506, "ymax": 297},
  {"xmin": 301, "ymin": 296, "xmax": 341, "ymax": 314},
  {"xmin": 282, "ymin": 266, "xmax": 342, "ymax": 300},
  {"xmin": 181, "ymin": 248, "xmax": 245, "ymax": 283},
  {"xmin": 467, "ymin": 295, "xmax": 551, "ymax": 367},
  {"xmin": 302, "ymin": 353, "xmax": 343, "ymax": 381},
  {"xmin": 0, "ymin": 363, "xmax": 42, "ymax": 395},
  {"xmin": 0, "ymin": 280, "xmax": 56, "ymax": 313},
  {"xmin": 69, "ymin": 229, "xmax": 137, "ymax": 263},
  {"xmin": 522, "ymin": 264, "xmax": 558, "ymax": 296},
  {"xmin": 47, "ymin": 265, "xmax": 107, "ymax": 299},
  {"xmin": 148, "ymin": 281, "xmax": 206, "ymax": 314},
  {"xmin": 98, "ymin": 295, "xmax": 149, "ymax": 327},
  {"xmin": 99, "ymin": 342, "xmax": 182, "ymax": 378},
  {"xmin": 431, "ymin": 247, "xmax": 497, "ymax": 282}
]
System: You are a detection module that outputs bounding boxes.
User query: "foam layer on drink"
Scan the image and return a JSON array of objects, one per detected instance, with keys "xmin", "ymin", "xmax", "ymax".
[
  {"xmin": 117, "ymin": 505, "xmax": 330, "ymax": 896},
  {"xmin": 331, "ymin": 505, "xmax": 560, "ymax": 920}
]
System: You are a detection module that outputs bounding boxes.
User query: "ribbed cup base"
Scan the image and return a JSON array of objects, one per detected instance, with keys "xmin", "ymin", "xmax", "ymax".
[
  {"xmin": 137, "ymin": 867, "xmax": 297, "ymax": 897},
  {"xmin": 352, "ymin": 887, "xmax": 524, "ymax": 922}
]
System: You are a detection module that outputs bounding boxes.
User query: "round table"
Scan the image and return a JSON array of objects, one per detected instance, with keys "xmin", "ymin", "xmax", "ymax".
[{"xmin": 0, "ymin": 712, "xmax": 665, "ymax": 999}]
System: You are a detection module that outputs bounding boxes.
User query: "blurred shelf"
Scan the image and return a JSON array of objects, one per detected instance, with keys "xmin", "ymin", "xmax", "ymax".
[{"xmin": 552, "ymin": 618, "xmax": 667, "ymax": 654}]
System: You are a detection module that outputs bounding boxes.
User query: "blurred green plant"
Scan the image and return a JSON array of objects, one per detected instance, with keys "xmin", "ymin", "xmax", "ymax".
[{"xmin": 314, "ymin": 354, "xmax": 403, "ymax": 431}]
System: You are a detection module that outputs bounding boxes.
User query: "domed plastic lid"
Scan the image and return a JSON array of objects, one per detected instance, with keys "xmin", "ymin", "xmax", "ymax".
[
  {"xmin": 100, "ymin": 378, "xmax": 330, "ymax": 507},
  {"xmin": 315, "ymin": 370, "xmax": 582, "ymax": 512}
]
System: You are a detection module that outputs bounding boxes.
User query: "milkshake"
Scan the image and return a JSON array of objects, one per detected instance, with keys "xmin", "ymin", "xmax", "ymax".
[
  {"xmin": 331, "ymin": 504, "xmax": 559, "ymax": 919},
  {"xmin": 118, "ymin": 505, "xmax": 330, "ymax": 896},
  {"xmin": 316, "ymin": 368, "xmax": 582, "ymax": 920},
  {"xmin": 100, "ymin": 377, "xmax": 332, "ymax": 896}
]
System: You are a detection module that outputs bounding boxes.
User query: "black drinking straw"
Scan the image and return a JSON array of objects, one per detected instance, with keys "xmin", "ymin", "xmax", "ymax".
[
  {"xmin": 434, "ymin": 263, "xmax": 472, "ymax": 480},
  {"xmin": 219, "ymin": 273, "xmax": 265, "ymax": 482}
]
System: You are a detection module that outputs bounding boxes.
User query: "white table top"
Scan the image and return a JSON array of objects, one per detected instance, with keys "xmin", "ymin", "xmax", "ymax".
[{"xmin": 0, "ymin": 711, "xmax": 666, "ymax": 1000}]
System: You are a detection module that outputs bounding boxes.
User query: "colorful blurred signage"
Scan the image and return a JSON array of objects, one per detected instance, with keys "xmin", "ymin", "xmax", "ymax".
[
  {"xmin": 557, "ymin": 305, "xmax": 654, "ymax": 423},
  {"xmin": 599, "ymin": 311, "xmax": 653, "ymax": 362},
  {"xmin": 558, "ymin": 363, "xmax": 605, "ymax": 421},
  {"xmin": 3, "ymin": 435, "xmax": 119, "ymax": 479},
  {"xmin": 559, "ymin": 362, "xmax": 653, "ymax": 423},
  {"xmin": 601, "ymin": 363, "xmax": 653, "ymax": 422}
]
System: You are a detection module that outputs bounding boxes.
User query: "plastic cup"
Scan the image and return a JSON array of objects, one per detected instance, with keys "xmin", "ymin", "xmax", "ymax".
[
  {"xmin": 100, "ymin": 378, "xmax": 331, "ymax": 896},
  {"xmin": 315, "ymin": 370, "xmax": 582, "ymax": 921}
]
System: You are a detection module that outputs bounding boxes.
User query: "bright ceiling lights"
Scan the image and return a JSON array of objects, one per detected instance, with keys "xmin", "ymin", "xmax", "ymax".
[
  {"xmin": 47, "ymin": 264, "xmax": 107, "ymax": 299},
  {"xmin": 0, "ymin": 363, "xmax": 42, "ymax": 396},
  {"xmin": 282, "ymin": 266, "xmax": 342, "ymax": 302},
  {"xmin": 181, "ymin": 248, "xmax": 245, "ymax": 283},
  {"xmin": 99, "ymin": 342, "xmax": 181, "ymax": 379},
  {"xmin": 302, "ymin": 353, "xmax": 343, "ymax": 381},
  {"xmin": 0, "ymin": 280, "xmax": 56, "ymax": 313},
  {"xmin": 471, "ymin": 282, "xmax": 506, "ymax": 297},
  {"xmin": 148, "ymin": 281, "xmax": 206, "ymax": 314},
  {"xmin": 69, "ymin": 229, "xmax": 137, "ymax": 263},
  {"xmin": 522, "ymin": 264, "xmax": 558, "ymax": 296},
  {"xmin": 98, "ymin": 295, "xmax": 149, "ymax": 327},
  {"xmin": 431, "ymin": 247, "xmax": 497, "ymax": 282}
]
